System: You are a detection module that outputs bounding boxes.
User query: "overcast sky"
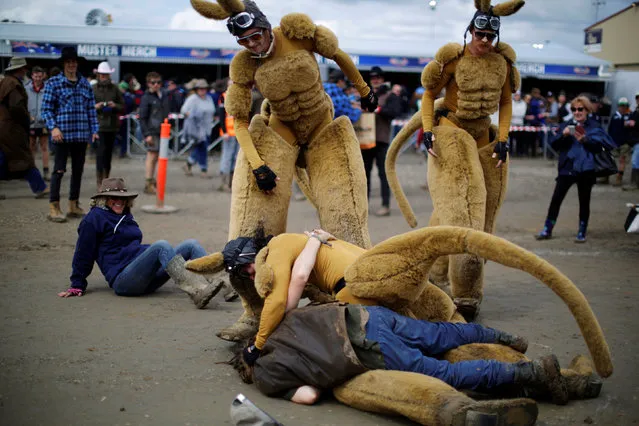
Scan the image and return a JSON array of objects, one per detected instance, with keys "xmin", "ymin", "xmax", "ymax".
[{"xmin": 1, "ymin": 0, "xmax": 635, "ymax": 51}]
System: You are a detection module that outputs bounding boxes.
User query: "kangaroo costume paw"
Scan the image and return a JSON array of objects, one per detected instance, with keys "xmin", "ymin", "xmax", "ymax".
[
  {"xmin": 216, "ymin": 312, "xmax": 259, "ymax": 342},
  {"xmin": 185, "ymin": 252, "xmax": 225, "ymax": 273}
]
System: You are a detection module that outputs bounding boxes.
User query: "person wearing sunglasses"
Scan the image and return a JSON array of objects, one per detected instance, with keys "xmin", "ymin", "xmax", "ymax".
[
  {"xmin": 535, "ymin": 96, "xmax": 616, "ymax": 243},
  {"xmin": 139, "ymin": 71, "xmax": 170, "ymax": 195},
  {"xmin": 386, "ymin": 0, "xmax": 525, "ymax": 322},
  {"xmin": 191, "ymin": 0, "xmax": 378, "ymax": 342}
]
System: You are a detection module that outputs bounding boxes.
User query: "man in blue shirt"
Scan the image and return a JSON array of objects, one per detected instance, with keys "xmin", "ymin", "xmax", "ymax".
[
  {"xmin": 42, "ymin": 47, "xmax": 99, "ymax": 223},
  {"xmin": 323, "ymin": 70, "xmax": 362, "ymax": 123}
]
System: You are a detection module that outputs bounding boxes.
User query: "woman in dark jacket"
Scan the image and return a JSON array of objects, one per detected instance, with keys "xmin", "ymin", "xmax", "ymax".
[
  {"xmin": 57, "ymin": 177, "xmax": 222, "ymax": 308},
  {"xmin": 535, "ymin": 96, "xmax": 616, "ymax": 243}
]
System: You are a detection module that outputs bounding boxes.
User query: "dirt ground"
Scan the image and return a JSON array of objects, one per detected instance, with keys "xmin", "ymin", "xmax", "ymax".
[{"xmin": 1, "ymin": 150, "xmax": 638, "ymax": 426}]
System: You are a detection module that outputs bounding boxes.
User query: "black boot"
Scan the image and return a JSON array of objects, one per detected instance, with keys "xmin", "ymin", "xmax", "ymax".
[
  {"xmin": 535, "ymin": 218, "xmax": 555, "ymax": 240},
  {"xmin": 493, "ymin": 329, "xmax": 528, "ymax": 353},
  {"xmin": 575, "ymin": 221, "xmax": 587, "ymax": 243},
  {"xmin": 514, "ymin": 355, "xmax": 568, "ymax": 405}
]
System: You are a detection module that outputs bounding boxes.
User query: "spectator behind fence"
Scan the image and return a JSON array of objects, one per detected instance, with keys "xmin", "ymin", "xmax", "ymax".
[
  {"xmin": 609, "ymin": 97, "xmax": 635, "ymax": 187},
  {"xmin": 535, "ymin": 96, "xmax": 616, "ymax": 243},
  {"xmin": 181, "ymin": 79, "xmax": 215, "ymax": 179},
  {"xmin": 557, "ymin": 92, "xmax": 571, "ymax": 123},
  {"xmin": 216, "ymin": 79, "xmax": 240, "ymax": 193},
  {"xmin": 42, "ymin": 47, "xmax": 99, "ymax": 223},
  {"xmin": 93, "ymin": 62, "xmax": 124, "ymax": 190},
  {"xmin": 57, "ymin": 177, "xmax": 223, "ymax": 307},
  {"xmin": 323, "ymin": 69, "xmax": 362, "ymax": 123},
  {"xmin": 166, "ymin": 77, "xmax": 185, "ymax": 113},
  {"xmin": 139, "ymin": 71, "xmax": 170, "ymax": 195},
  {"xmin": 26, "ymin": 66, "xmax": 50, "ymax": 181},
  {"xmin": 510, "ymin": 91, "xmax": 527, "ymax": 157},
  {"xmin": 0, "ymin": 57, "xmax": 49, "ymax": 200}
]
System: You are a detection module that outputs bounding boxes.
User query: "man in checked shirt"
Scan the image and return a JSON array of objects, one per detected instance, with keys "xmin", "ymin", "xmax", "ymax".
[{"xmin": 42, "ymin": 47, "xmax": 99, "ymax": 223}]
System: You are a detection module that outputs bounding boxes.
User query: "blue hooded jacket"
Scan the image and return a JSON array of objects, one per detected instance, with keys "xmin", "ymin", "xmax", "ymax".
[
  {"xmin": 550, "ymin": 118, "xmax": 616, "ymax": 176},
  {"xmin": 70, "ymin": 206, "xmax": 149, "ymax": 291}
]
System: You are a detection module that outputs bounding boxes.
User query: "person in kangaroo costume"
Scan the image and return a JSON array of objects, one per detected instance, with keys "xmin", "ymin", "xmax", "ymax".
[
  {"xmin": 386, "ymin": 0, "xmax": 524, "ymax": 321},
  {"xmin": 189, "ymin": 0, "xmax": 378, "ymax": 342},
  {"xmin": 219, "ymin": 226, "xmax": 612, "ymax": 426}
]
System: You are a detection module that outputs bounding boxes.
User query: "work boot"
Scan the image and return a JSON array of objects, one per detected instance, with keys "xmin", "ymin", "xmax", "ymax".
[
  {"xmin": 613, "ymin": 172, "xmax": 623, "ymax": 187},
  {"xmin": 47, "ymin": 201, "xmax": 67, "ymax": 223},
  {"xmin": 34, "ymin": 186, "xmax": 50, "ymax": 199},
  {"xmin": 493, "ymin": 329, "xmax": 528, "ymax": 353},
  {"xmin": 217, "ymin": 174, "xmax": 232, "ymax": 193},
  {"xmin": 575, "ymin": 221, "xmax": 587, "ymax": 243},
  {"xmin": 216, "ymin": 274, "xmax": 263, "ymax": 342},
  {"xmin": 514, "ymin": 355, "xmax": 569, "ymax": 405},
  {"xmin": 165, "ymin": 255, "xmax": 224, "ymax": 309},
  {"xmin": 144, "ymin": 178, "xmax": 156, "ymax": 195},
  {"xmin": 452, "ymin": 398, "xmax": 538, "ymax": 426},
  {"xmin": 221, "ymin": 281, "xmax": 239, "ymax": 302},
  {"xmin": 454, "ymin": 297, "xmax": 481, "ymax": 322},
  {"xmin": 67, "ymin": 200, "xmax": 86, "ymax": 218},
  {"xmin": 622, "ymin": 169, "xmax": 639, "ymax": 191},
  {"xmin": 535, "ymin": 219, "xmax": 555, "ymax": 240}
]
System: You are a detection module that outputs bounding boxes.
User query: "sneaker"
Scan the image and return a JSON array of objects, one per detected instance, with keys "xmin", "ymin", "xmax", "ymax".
[
  {"xmin": 34, "ymin": 186, "xmax": 50, "ymax": 199},
  {"xmin": 375, "ymin": 206, "xmax": 390, "ymax": 217},
  {"xmin": 575, "ymin": 233, "xmax": 587, "ymax": 243},
  {"xmin": 182, "ymin": 163, "xmax": 193, "ymax": 176}
]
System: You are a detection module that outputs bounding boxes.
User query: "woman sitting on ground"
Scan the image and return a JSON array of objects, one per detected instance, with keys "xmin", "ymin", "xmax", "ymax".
[{"xmin": 57, "ymin": 177, "xmax": 223, "ymax": 308}]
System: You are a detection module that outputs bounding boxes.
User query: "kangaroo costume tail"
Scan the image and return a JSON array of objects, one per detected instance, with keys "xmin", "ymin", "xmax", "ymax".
[
  {"xmin": 385, "ymin": 111, "xmax": 422, "ymax": 228},
  {"xmin": 345, "ymin": 226, "xmax": 613, "ymax": 378}
]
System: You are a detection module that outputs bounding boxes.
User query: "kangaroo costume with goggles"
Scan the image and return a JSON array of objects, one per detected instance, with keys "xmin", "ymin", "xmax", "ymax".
[
  {"xmin": 386, "ymin": 0, "xmax": 525, "ymax": 321},
  {"xmin": 190, "ymin": 0, "xmax": 378, "ymax": 342}
]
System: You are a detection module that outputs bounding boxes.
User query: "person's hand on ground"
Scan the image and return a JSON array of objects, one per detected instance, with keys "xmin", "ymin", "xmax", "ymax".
[{"xmin": 58, "ymin": 288, "xmax": 83, "ymax": 298}]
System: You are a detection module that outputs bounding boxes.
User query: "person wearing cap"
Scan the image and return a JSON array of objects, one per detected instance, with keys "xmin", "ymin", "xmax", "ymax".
[
  {"xmin": 41, "ymin": 47, "xmax": 100, "ymax": 223},
  {"xmin": 191, "ymin": 0, "xmax": 378, "ymax": 341},
  {"xmin": 387, "ymin": 0, "xmax": 525, "ymax": 321},
  {"xmin": 181, "ymin": 79, "xmax": 215, "ymax": 178},
  {"xmin": 58, "ymin": 177, "xmax": 223, "ymax": 307},
  {"xmin": 215, "ymin": 78, "xmax": 241, "ymax": 193},
  {"xmin": 92, "ymin": 62, "xmax": 124, "ymax": 190},
  {"xmin": 323, "ymin": 69, "xmax": 362, "ymax": 124},
  {"xmin": 0, "ymin": 56, "xmax": 50, "ymax": 199},
  {"xmin": 25, "ymin": 66, "xmax": 50, "ymax": 181},
  {"xmin": 609, "ymin": 97, "xmax": 635, "ymax": 187}
]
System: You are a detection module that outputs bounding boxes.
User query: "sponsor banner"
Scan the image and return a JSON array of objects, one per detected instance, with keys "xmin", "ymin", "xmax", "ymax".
[{"xmin": 584, "ymin": 29, "xmax": 603, "ymax": 53}]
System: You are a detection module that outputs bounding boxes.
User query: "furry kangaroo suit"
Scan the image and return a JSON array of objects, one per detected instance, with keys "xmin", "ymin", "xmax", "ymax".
[
  {"xmin": 386, "ymin": 0, "xmax": 525, "ymax": 321},
  {"xmin": 190, "ymin": 0, "xmax": 379, "ymax": 341}
]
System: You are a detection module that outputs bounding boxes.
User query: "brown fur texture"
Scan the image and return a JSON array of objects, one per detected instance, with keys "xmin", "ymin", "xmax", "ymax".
[
  {"xmin": 190, "ymin": 0, "xmax": 244, "ymax": 20},
  {"xmin": 253, "ymin": 247, "xmax": 273, "ymax": 298},
  {"xmin": 492, "ymin": 0, "xmax": 526, "ymax": 16},
  {"xmin": 455, "ymin": 53, "xmax": 507, "ymax": 120},
  {"xmin": 228, "ymin": 50, "xmax": 257, "ymax": 85},
  {"xmin": 345, "ymin": 227, "xmax": 613, "ymax": 377},
  {"xmin": 225, "ymin": 82, "xmax": 253, "ymax": 121},
  {"xmin": 478, "ymin": 133, "xmax": 508, "ymax": 235},
  {"xmin": 279, "ymin": 13, "xmax": 316, "ymax": 39},
  {"xmin": 475, "ymin": 0, "xmax": 492, "ymax": 12},
  {"xmin": 421, "ymin": 43, "xmax": 463, "ymax": 90},
  {"xmin": 185, "ymin": 252, "xmax": 225, "ymax": 273},
  {"xmin": 496, "ymin": 42, "xmax": 517, "ymax": 63},
  {"xmin": 443, "ymin": 343, "xmax": 527, "ymax": 364},
  {"xmin": 313, "ymin": 26, "xmax": 339, "ymax": 58},
  {"xmin": 407, "ymin": 282, "xmax": 458, "ymax": 322},
  {"xmin": 511, "ymin": 65, "xmax": 521, "ymax": 92}
]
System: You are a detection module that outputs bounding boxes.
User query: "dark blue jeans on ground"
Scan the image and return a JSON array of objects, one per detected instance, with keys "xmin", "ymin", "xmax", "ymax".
[
  {"xmin": 0, "ymin": 150, "xmax": 46, "ymax": 193},
  {"xmin": 364, "ymin": 306, "xmax": 516, "ymax": 390},
  {"xmin": 187, "ymin": 139, "xmax": 209, "ymax": 172},
  {"xmin": 111, "ymin": 239, "xmax": 206, "ymax": 296}
]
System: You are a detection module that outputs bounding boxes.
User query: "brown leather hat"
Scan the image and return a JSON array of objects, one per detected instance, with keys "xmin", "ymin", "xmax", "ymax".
[{"xmin": 91, "ymin": 177, "xmax": 138, "ymax": 199}]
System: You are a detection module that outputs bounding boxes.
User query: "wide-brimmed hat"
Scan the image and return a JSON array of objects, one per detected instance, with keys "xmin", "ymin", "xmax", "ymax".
[
  {"xmin": 369, "ymin": 66, "xmax": 385, "ymax": 78},
  {"xmin": 59, "ymin": 47, "xmax": 86, "ymax": 65},
  {"xmin": 193, "ymin": 78, "xmax": 209, "ymax": 89},
  {"xmin": 94, "ymin": 61, "xmax": 115, "ymax": 74},
  {"xmin": 4, "ymin": 56, "xmax": 27, "ymax": 72},
  {"xmin": 92, "ymin": 177, "xmax": 138, "ymax": 199}
]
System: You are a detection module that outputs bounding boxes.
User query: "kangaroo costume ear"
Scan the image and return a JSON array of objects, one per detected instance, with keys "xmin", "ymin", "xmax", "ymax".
[
  {"xmin": 190, "ymin": 0, "xmax": 245, "ymax": 20},
  {"xmin": 474, "ymin": 0, "xmax": 492, "ymax": 12},
  {"xmin": 492, "ymin": 0, "xmax": 525, "ymax": 16}
]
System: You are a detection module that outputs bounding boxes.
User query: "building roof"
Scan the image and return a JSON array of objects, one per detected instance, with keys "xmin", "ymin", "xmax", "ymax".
[{"xmin": 585, "ymin": 1, "xmax": 639, "ymax": 31}]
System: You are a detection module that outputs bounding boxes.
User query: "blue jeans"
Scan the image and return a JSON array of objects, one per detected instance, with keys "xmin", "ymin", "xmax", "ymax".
[
  {"xmin": 187, "ymin": 139, "xmax": 209, "ymax": 172},
  {"xmin": 364, "ymin": 306, "xmax": 515, "ymax": 390},
  {"xmin": 0, "ymin": 150, "xmax": 46, "ymax": 193},
  {"xmin": 220, "ymin": 136, "xmax": 239, "ymax": 175},
  {"xmin": 111, "ymin": 239, "xmax": 206, "ymax": 296},
  {"xmin": 632, "ymin": 143, "xmax": 639, "ymax": 169}
]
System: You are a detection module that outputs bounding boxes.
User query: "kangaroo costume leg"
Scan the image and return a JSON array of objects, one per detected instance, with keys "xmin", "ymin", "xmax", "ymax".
[
  {"xmin": 218, "ymin": 115, "xmax": 299, "ymax": 342},
  {"xmin": 304, "ymin": 115, "xmax": 372, "ymax": 249},
  {"xmin": 334, "ymin": 370, "xmax": 538, "ymax": 426},
  {"xmin": 429, "ymin": 119, "xmax": 487, "ymax": 319},
  {"xmin": 478, "ymin": 128, "xmax": 509, "ymax": 235}
]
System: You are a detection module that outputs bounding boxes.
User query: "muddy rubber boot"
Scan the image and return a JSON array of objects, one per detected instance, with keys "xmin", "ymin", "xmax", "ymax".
[
  {"xmin": 221, "ymin": 281, "xmax": 239, "ymax": 302},
  {"xmin": 216, "ymin": 274, "xmax": 263, "ymax": 342},
  {"xmin": 454, "ymin": 297, "xmax": 481, "ymax": 322},
  {"xmin": 452, "ymin": 398, "xmax": 538, "ymax": 426},
  {"xmin": 563, "ymin": 355, "xmax": 603, "ymax": 400},
  {"xmin": 514, "ymin": 355, "xmax": 569, "ymax": 405},
  {"xmin": 67, "ymin": 200, "xmax": 86, "ymax": 218},
  {"xmin": 165, "ymin": 255, "xmax": 224, "ymax": 309},
  {"xmin": 535, "ymin": 219, "xmax": 555, "ymax": 240},
  {"xmin": 493, "ymin": 329, "xmax": 529, "ymax": 354},
  {"xmin": 47, "ymin": 201, "xmax": 67, "ymax": 223},
  {"xmin": 622, "ymin": 169, "xmax": 639, "ymax": 191},
  {"xmin": 143, "ymin": 178, "xmax": 156, "ymax": 195}
]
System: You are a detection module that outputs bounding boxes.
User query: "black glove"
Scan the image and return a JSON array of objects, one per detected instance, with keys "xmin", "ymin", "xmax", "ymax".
[
  {"xmin": 252, "ymin": 165, "xmax": 278, "ymax": 191},
  {"xmin": 360, "ymin": 88, "xmax": 378, "ymax": 113},
  {"xmin": 493, "ymin": 141, "xmax": 510, "ymax": 162},
  {"xmin": 243, "ymin": 344, "xmax": 261, "ymax": 366},
  {"xmin": 423, "ymin": 131, "xmax": 434, "ymax": 152}
]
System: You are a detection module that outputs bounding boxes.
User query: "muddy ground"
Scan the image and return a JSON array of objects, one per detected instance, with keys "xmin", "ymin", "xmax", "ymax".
[{"xmin": 0, "ymin": 150, "xmax": 638, "ymax": 426}]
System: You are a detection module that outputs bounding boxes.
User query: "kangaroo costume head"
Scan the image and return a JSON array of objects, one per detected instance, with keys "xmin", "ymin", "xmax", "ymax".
[{"xmin": 464, "ymin": 0, "xmax": 525, "ymax": 46}]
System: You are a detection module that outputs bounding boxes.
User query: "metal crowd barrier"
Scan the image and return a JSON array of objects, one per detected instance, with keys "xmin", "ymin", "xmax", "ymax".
[{"xmin": 119, "ymin": 113, "xmax": 222, "ymax": 158}]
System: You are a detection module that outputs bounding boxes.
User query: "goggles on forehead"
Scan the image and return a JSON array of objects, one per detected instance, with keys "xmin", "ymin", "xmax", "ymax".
[
  {"xmin": 227, "ymin": 12, "xmax": 255, "ymax": 34},
  {"xmin": 474, "ymin": 15, "xmax": 500, "ymax": 31}
]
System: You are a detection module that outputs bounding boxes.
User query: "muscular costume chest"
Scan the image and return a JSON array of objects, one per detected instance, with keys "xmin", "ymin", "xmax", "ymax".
[{"xmin": 454, "ymin": 52, "xmax": 507, "ymax": 120}]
